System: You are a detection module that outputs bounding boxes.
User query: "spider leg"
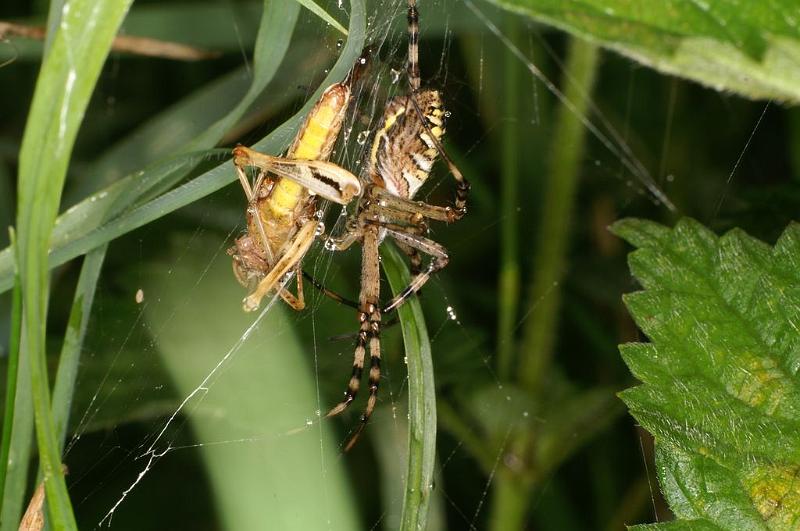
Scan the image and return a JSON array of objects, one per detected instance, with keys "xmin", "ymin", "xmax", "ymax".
[
  {"xmin": 306, "ymin": 225, "xmax": 424, "ymax": 308},
  {"xmin": 328, "ymin": 316, "xmax": 400, "ymax": 342},
  {"xmin": 380, "ymin": 227, "xmax": 449, "ymax": 313},
  {"xmin": 407, "ymin": 0, "xmax": 420, "ymax": 92},
  {"xmin": 324, "ymin": 229, "xmax": 360, "ymax": 252},
  {"xmin": 383, "ymin": 218, "xmax": 426, "ymax": 277},
  {"xmin": 405, "ymin": 0, "xmax": 470, "ymax": 219},
  {"xmin": 327, "ymin": 225, "xmax": 382, "ymax": 452},
  {"xmin": 367, "ymin": 187, "xmax": 457, "ymax": 224},
  {"xmin": 302, "ymin": 270, "xmax": 360, "ymax": 310},
  {"xmin": 306, "ymin": 218, "xmax": 363, "ymax": 308},
  {"xmin": 394, "ymin": 239, "xmax": 423, "ymax": 277}
]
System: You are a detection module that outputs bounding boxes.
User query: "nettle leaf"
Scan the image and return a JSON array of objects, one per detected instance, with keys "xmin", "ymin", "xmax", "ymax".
[
  {"xmin": 612, "ymin": 218, "xmax": 800, "ymax": 530},
  {"xmin": 483, "ymin": 0, "xmax": 800, "ymax": 104}
]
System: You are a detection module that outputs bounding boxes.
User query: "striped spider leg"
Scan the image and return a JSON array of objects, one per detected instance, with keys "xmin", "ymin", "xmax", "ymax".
[
  {"xmin": 228, "ymin": 58, "xmax": 367, "ymax": 312},
  {"xmin": 324, "ymin": 0, "xmax": 470, "ymax": 450}
]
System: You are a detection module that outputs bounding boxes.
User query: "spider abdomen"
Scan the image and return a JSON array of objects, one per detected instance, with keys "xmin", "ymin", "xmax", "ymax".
[{"xmin": 368, "ymin": 88, "xmax": 446, "ymax": 200}]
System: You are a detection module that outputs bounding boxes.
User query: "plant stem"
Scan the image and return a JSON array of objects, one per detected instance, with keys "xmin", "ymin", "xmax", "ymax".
[
  {"xmin": 519, "ymin": 38, "xmax": 600, "ymax": 393},
  {"xmin": 383, "ymin": 244, "xmax": 436, "ymax": 531},
  {"xmin": 488, "ymin": 473, "xmax": 532, "ymax": 531},
  {"xmin": 496, "ymin": 17, "xmax": 522, "ymax": 380},
  {"xmin": 488, "ymin": 37, "xmax": 600, "ymax": 531}
]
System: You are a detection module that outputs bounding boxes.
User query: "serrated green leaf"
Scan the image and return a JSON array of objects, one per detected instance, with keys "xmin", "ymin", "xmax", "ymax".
[
  {"xmin": 632, "ymin": 519, "xmax": 723, "ymax": 530},
  {"xmin": 482, "ymin": 0, "xmax": 800, "ymax": 103},
  {"xmin": 617, "ymin": 218, "xmax": 800, "ymax": 529},
  {"xmin": 653, "ymin": 443, "xmax": 775, "ymax": 529}
]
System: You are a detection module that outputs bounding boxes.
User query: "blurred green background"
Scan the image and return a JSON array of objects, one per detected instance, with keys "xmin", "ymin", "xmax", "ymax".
[{"xmin": 0, "ymin": 0, "xmax": 797, "ymax": 529}]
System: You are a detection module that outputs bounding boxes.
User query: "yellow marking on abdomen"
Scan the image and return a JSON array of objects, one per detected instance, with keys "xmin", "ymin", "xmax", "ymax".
[
  {"xmin": 267, "ymin": 85, "xmax": 348, "ymax": 218},
  {"xmin": 268, "ymin": 179, "xmax": 305, "ymax": 218},
  {"xmin": 293, "ymin": 104, "xmax": 341, "ymax": 160}
]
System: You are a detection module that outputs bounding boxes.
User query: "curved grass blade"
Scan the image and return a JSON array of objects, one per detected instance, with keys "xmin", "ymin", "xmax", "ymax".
[
  {"xmin": 184, "ymin": 0, "xmax": 301, "ymax": 153},
  {"xmin": 0, "ymin": 1, "xmax": 368, "ymax": 296},
  {"xmin": 382, "ymin": 244, "xmax": 437, "ymax": 531},
  {"xmin": 16, "ymin": 1, "xmax": 134, "ymax": 527},
  {"xmin": 121, "ymin": 2, "xmax": 262, "ymax": 52},
  {"xmin": 0, "ymin": 0, "xmax": 302, "ymax": 292},
  {"xmin": 0, "ymin": 236, "xmax": 21, "ymax": 515},
  {"xmin": 0, "ymin": 150, "xmax": 222, "ymax": 294},
  {"xmin": 142, "ymin": 233, "xmax": 360, "ymax": 528},
  {"xmin": 51, "ymin": 247, "xmax": 106, "ymax": 451},
  {"xmin": 0, "ymin": 339, "xmax": 33, "ymax": 531},
  {"xmin": 0, "ymin": 2, "xmax": 366, "ymax": 291},
  {"xmin": 293, "ymin": 0, "xmax": 348, "ymax": 35}
]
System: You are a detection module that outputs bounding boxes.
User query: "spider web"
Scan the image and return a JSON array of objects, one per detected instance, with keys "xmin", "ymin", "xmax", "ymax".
[{"xmin": 2, "ymin": 0, "xmax": 786, "ymax": 529}]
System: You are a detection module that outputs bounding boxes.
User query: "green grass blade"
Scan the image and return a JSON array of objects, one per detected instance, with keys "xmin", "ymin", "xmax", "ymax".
[
  {"xmin": 0, "ymin": 151, "xmax": 220, "ymax": 295},
  {"xmin": 293, "ymin": 0, "xmax": 348, "ymax": 35},
  {"xmin": 42, "ymin": 0, "xmax": 65, "ymax": 56},
  {"xmin": 373, "ymin": 410, "xmax": 447, "ymax": 531},
  {"xmin": 0, "ymin": 166, "xmax": 12, "ymax": 247},
  {"xmin": 15, "ymin": 0, "xmax": 134, "ymax": 527},
  {"xmin": 482, "ymin": 0, "xmax": 800, "ymax": 103},
  {"xmin": 0, "ymin": 1, "xmax": 368, "ymax": 296},
  {"xmin": 0, "ymin": 0, "xmax": 301, "ymax": 293},
  {"xmin": 382, "ymin": 244, "xmax": 437, "ymax": 531},
  {"xmin": 121, "ymin": 2, "xmax": 262, "ymax": 51},
  {"xmin": 142, "ymin": 233, "xmax": 360, "ymax": 529},
  {"xmin": 0, "ymin": 234, "xmax": 31, "ymax": 531},
  {"xmin": 0, "ymin": 238, "xmax": 22, "ymax": 515},
  {"xmin": 75, "ymin": 71, "xmax": 253, "ymax": 196},
  {"xmin": 185, "ymin": 0, "xmax": 300, "ymax": 152},
  {"xmin": 0, "ymin": 335, "xmax": 34, "ymax": 531},
  {"xmin": 78, "ymin": 43, "xmax": 307, "ymax": 196},
  {"xmin": 51, "ymin": 247, "xmax": 106, "ymax": 452}
]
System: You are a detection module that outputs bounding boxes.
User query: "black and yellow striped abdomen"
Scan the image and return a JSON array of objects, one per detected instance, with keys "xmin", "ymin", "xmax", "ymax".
[{"xmin": 367, "ymin": 89, "xmax": 445, "ymax": 200}]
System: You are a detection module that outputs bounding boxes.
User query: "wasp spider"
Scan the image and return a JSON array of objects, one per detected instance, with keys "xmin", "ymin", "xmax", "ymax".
[{"xmin": 325, "ymin": 0, "xmax": 470, "ymax": 450}]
